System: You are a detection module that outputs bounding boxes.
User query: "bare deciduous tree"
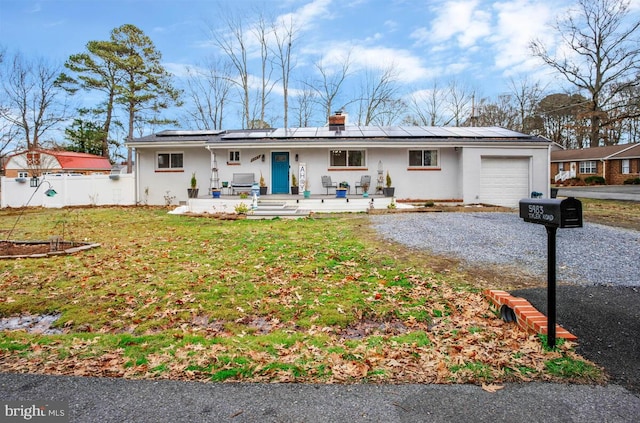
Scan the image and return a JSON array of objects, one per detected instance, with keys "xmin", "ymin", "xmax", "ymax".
[
  {"xmin": 507, "ymin": 76, "xmax": 547, "ymax": 134},
  {"xmin": 0, "ymin": 51, "xmax": 68, "ymax": 149},
  {"xmin": 531, "ymin": 0, "xmax": 640, "ymax": 146},
  {"xmin": 310, "ymin": 52, "xmax": 352, "ymax": 122},
  {"xmin": 209, "ymin": 7, "xmax": 252, "ymax": 128},
  {"xmin": 445, "ymin": 79, "xmax": 475, "ymax": 126},
  {"xmin": 292, "ymin": 78, "xmax": 316, "ymax": 127},
  {"xmin": 536, "ymin": 92, "xmax": 590, "ymax": 148},
  {"xmin": 184, "ymin": 59, "xmax": 233, "ymax": 130},
  {"xmin": 251, "ymin": 10, "xmax": 276, "ymax": 129},
  {"xmin": 404, "ymin": 81, "xmax": 449, "ymax": 126},
  {"xmin": 355, "ymin": 65, "xmax": 405, "ymax": 126},
  {"xmin": 473, "ymin": 95, "xmax": 518, "ymax": 128},
  {"xmin": 271, "ymin": 14, "xmax": 298, "ymax": 129}
]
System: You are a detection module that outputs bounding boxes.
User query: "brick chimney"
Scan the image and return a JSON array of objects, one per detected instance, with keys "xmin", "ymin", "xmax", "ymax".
[{"xmin": 328, "ymin": 111, "xmax": 346, "ymax": 131}]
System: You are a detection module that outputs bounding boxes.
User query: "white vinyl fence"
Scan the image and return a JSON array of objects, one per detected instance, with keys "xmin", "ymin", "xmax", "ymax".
[{"xmin": 1, "ymin": 174, "xmax": 136, "ymax": 208}]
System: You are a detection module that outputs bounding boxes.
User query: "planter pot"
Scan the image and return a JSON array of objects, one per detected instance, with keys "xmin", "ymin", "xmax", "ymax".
[
  {"xmin": 291, "ymin": 186, "xmax": 299, "ymax": 195},
  {"xmin": 260, "ymin": 186, "xmax": 268, "ymax": 195},
  {"xmin": 188, "ymin": 188, "xmax": 199, "ymax": 198},
  {"xmin": 383, "ymin": 187, "xmax": 395, "ymax": 197},
  {"xmin": 212, "ymin": 190, "xmax": 221, "ymax": 198},
  {"xmin": 109, "ymin": 174, "xmax": 120, "ymax": 180},
  {"xmin": 15, "ymin": 177, "xmax": 27, "ymax": 183},
  {"xmin": 303, "ymin": 190, "xmax": 311, "ymax": 199},
  {"xmin": 550, "ymin": 188, "xmax": 559, "ymax": 198},
  {"xmin": 362, "ymin": 192, "xmax": 369, "ymax": 198},
  {"xmin": 336, "ymin": 189, "xmax": 347, "ymax": 198}
]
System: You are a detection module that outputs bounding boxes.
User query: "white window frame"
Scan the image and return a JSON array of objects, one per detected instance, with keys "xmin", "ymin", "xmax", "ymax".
[
  {"xmin": 228, "ymin": 150, "xmax": 241, "ymax": 164},
  {"xmin": 329, "ymin": 149, "xmax": 366, "ymax": 167},
  {"xmin": 621, "ymin": 159, "xmax": 630, "ymax": 174},
  {"xmin": 579, "ymin": 161, "xmax": 597, "ymax": 174},
  {"xmin": 408, "ymin": 149, "xmax": 440, "ymax": 168},
  {"xmin": 17, "ymin": 171, "xmax": 29, "ymax": 178},
  {"xmin": 156, "ymin": 151, "xmax": 184, "ymax": 170}
]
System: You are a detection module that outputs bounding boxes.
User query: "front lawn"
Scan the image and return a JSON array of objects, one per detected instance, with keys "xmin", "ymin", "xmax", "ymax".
[{"xmin": 0, "ymin": 207, "xmax": 602, "ymax": 384}]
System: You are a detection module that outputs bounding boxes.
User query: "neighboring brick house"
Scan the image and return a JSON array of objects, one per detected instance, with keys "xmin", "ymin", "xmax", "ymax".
[{"xmin": 551, "ymin": 144, "xmax": 640, "ymax": 185}]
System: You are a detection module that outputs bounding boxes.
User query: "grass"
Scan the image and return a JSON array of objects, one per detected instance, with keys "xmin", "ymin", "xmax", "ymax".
[{"xmin": 0, "ymin": 206, "xmax": 608, "ymax": 384}]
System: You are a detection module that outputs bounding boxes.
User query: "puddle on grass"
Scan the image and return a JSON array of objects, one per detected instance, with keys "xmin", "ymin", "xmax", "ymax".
[{"xmin": 0, "ymin": 314, "xmax": 63, "ymax": 334}]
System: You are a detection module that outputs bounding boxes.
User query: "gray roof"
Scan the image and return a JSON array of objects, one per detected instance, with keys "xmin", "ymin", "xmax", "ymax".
[
  {"xmin": 551, "ymin": 143, "xmax": 640, "ymax": 161},
  {"xmin": 129, "ymin": 126, "xmax": 548, "ymax": 146}
]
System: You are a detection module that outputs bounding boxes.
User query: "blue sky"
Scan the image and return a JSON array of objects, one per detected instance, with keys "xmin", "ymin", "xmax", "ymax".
[{"xmin": 2, "ymin": 0, "xmax": 640, "ymax": 132}]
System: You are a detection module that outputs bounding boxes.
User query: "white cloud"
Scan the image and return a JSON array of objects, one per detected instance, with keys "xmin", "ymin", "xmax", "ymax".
[
  {"xmin": 488, "ymin": 0, "xmax": 575, "ymax": 91},
  {"xmin": 415, "ymin": 0, "xmax": 491, "ymax": 48},
  {"xmin": 275, "ymin": 0, "xmax": 334, "ymax": 32},
  {"xmin": 346, "ymin": 45, "xmax": 437, "ymax": 83}
]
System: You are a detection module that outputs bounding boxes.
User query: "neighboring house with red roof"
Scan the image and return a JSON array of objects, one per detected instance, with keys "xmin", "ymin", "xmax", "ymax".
[
  {"xmin": 2, "ymin": 149, "xmax": 112, "ymax": 178},
  {"xmin": 551, "ymin": 144, "xmax": 640, "ymax": 185}
]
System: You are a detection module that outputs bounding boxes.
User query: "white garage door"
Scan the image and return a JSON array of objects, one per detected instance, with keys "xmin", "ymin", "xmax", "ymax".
[{"xmin": 480, "ymin": 157, "xmax": 530, "ymax": 207}]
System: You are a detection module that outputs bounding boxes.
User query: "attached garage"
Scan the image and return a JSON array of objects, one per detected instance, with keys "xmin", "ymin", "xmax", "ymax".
[{"xmin": 479, "ymin": 157, "xmax": 530, "ymax": 207}]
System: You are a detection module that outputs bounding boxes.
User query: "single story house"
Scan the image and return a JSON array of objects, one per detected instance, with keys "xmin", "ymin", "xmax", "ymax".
[
  {"xmin": 127, "ymin": 113, "xmax": 551, "ymax": 207},
  {"xmin": 3, "ymin": 149, "xmax": 113, "ymax": 178},
  {"xmin": 551, "ymin": 144, "xmax": 640, "ymax": 185}
]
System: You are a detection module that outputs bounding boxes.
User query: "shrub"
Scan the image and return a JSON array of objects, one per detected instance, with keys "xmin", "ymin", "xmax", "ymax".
[
  {"xmin": 234, "ymin": 202, "xmax": 250, "ymax": 214},
  {"xmin": 623, "ymin": 177, "xmax": 640, "ymax": 185},
  {"xmin": 584, "ymin": 176, "xmax": 605, "ymax": 185},
  {"xmin": 564, "ymin": 178, "xmax": 584, "ymax": 186}
]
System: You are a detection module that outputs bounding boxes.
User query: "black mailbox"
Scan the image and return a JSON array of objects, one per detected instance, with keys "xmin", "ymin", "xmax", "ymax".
[{"xmin": 519, "ymin": 197, "xmax": 582, "ymax": 228}]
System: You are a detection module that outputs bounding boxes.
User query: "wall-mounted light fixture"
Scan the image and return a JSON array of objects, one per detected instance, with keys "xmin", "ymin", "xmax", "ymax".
[
  {"xmin": 295, "ymin": 154, "xmax": 299, "ymax": 162},
  {"xmin": 29, "ymin": 177, "xmax": 39, "ymax": 187},
  {"xmin": 261, "ymin": 154, "xmax": 265, "ymax": 162}
]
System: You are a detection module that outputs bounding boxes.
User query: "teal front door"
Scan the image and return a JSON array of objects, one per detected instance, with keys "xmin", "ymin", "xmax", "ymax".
[{"xmin": 271, "ymin": 152, "xmax": 290, "ymax": 194}]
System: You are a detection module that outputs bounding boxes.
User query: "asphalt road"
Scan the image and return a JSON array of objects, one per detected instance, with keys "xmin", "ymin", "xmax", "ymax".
[
  {"xmin": 512, "ymin": 285, "xmax": 640, "ymax": 395},
  {"xmin": 1, "ymin": 373, "xmax": 639, "ymax": 422},
  {"xmin": 557, "ymin": 185, "xmax": 640, "ymax": 201}
]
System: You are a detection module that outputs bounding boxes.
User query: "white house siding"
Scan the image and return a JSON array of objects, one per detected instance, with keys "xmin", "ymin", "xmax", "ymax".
[
  {"xmin": 129, "ymin": 127, "xmax": 550, "ymax": 207},
  {"xmin": 460, "ymin": 146, "xmax": 550, "ymax": 207}
]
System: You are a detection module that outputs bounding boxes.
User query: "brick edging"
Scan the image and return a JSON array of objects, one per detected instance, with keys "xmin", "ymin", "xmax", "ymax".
[{"xmin": 483, "ymin": 289, "xmax": 577, "ymax": 341}]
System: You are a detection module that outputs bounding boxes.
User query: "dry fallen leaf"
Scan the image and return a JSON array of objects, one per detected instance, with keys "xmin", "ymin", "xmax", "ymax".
[{"xmin": 482, "ymin": 383, "xmax": 504, "ymax": 393}]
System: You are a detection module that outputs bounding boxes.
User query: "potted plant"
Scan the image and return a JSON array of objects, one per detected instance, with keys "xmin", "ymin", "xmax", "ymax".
[
  {"xmin": 336, "ymin": 181, "xmax": 348, "ymax": 198},
  {"xmin": 362, "ymin": 182, "xmax": 369, "ymax": 198},
  {"xmin": 212, "ymin": 186, "xmax": 221, "ymax": 198},
  {"xmin": 259, "ymin": 172, "xmax": 268, "ymax": 195},
  {"xmin": 291, "ymin": 173, "xmax": 299, "ymax": 195},
  {"xmin": 383, "ymin": 171, "xmax": 395, "ymax": 197},
  {"xmin": 303, "ymin": 176, "xmax": 311, "ymax": 198},
  {"xmin": 188, "ymin": 172, "xmax": 199, "ymax": 198}
]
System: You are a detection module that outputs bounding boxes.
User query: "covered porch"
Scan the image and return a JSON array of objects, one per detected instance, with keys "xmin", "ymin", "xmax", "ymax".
[{"xmin": 170, "ymin": 193, "xmax": 406, "ymax": 218}]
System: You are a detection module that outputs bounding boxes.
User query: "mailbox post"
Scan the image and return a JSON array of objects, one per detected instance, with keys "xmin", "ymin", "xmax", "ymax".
[{"xmin": 518, "ymin": 197, "xmax": 582, "ymax": 348}]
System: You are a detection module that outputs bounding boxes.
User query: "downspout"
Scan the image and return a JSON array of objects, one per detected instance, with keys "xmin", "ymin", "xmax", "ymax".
[
  {"xmin": 602, "ymin": 159, "xmax": 606, "ymax": 184},
  {"xmin": 206, "ymin": 146, "xmax": 214, "ymax": 192},
  {"xmin": 134, "ymin": 148, "xmax": 140, "ymax": 204}
]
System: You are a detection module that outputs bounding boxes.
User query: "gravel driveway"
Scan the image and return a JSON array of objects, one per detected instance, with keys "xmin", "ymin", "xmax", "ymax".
[
  {"xmin": 371, "ymin": 211, "xmax": 640, "ymax": 394},
  {"xmin": 370, "ymin": 212, "xmax": 640, "ymax": 287}
]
